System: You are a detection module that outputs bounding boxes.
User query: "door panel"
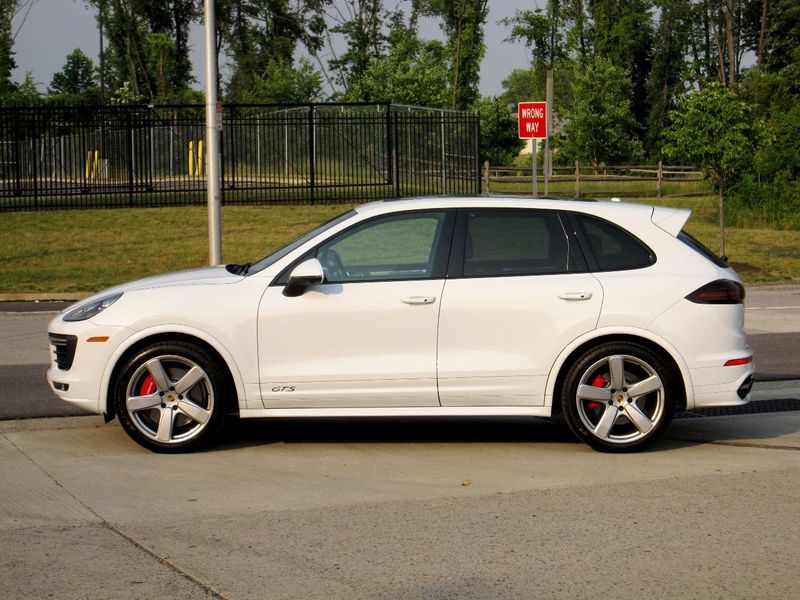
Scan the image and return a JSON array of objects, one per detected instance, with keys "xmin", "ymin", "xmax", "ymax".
[
  {"xmin": 437, "ymin": 274, "xmax": 602, "ymax": 405},
  {"xmin": 257, "ymin": 210, "xmax": 452, "ymax": 409},
  {"xmin": 437, "ymin": 208, "xmax": 602, "ymax": 406},
  {"xmin": 258, "ymin": 280, "xmax": 444, "ymax": 407}
]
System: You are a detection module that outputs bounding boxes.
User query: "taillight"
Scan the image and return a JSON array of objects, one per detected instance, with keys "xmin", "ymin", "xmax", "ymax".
[{"xmin": 686, "ymin": 280, "xmax": 745, "ymax": 304}]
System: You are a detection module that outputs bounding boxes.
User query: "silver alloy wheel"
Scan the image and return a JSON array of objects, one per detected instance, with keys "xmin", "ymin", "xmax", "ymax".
[
  {"xmin": 124, "ymin": 354, "xmax": 214, "ymax": 444},
  {"xmin": 575, "ymin": 354, "xmax": 665, "ymax": 445}
]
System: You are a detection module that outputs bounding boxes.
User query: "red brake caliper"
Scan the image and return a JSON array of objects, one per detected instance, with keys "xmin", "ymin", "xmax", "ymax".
[
  {"xmin": 587, "ymin": 375, "xmax": 606, "ymax": 410},
  {"xmin": 140, "ymin": 374, "xmax": 157, "ymax": 396}
]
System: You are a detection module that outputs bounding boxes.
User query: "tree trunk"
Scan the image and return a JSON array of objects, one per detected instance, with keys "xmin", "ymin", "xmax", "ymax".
[
  {"xmin": 451, "ymin": 18, "xmax": 463, "ymax": 110},
  {"xmin": 725, "ymin": 0, "xmax": 737, "ymax": 86},
  {"xmin": 713, "ymin": 8, "xmax": 727, "ymax": 85},
  {"xmin": 757, "ymin": 0, "xmax": 769, "ymax": 70},
  {"xmin": 718, "ymin": 184, "xmax": 726, "ymax": 258}
]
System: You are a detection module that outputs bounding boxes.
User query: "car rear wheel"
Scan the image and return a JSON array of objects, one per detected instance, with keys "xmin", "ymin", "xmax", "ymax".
[
  {"xmin": 562, "ymin": 342, "xmax": 676, "ymax": 452},
  {"xmin": 114, "ymin": 341, "xmax": 230, "ymax": 453}
]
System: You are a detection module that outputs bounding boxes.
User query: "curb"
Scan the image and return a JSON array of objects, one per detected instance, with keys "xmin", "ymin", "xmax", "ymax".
[{"xmin": 0, "ymin": 292, "xmax": 91, "ymax": 302}]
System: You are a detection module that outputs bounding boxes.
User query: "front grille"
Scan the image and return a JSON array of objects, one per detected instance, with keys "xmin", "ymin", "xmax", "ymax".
[{"xmin": 49, "ymin": 333, "xmax": 77, "ymax": 371}]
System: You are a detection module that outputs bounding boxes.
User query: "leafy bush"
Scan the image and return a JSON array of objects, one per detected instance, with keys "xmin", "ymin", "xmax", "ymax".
[{"xmin": 729, "ymin": 171, "xmax": 800, "ymax": 230}]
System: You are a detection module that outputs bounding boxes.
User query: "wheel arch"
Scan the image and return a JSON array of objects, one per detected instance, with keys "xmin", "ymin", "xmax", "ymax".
[
  {"xmin": 547, "ymin": 329, "xmax": 691, "ymax": 416},
  {"xmin": 101, "ymin": 327, "xmax": 243, "ymax": 421}
]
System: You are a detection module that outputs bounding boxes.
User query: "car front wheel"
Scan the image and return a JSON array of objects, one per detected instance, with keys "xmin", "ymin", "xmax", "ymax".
[
  {"xmin": 114, "ymin": 341, "xmax": 231, "ymax": 453},
  {"xmin": 562, "ymin": 342, "xmax": 676, "ymax": 452}
]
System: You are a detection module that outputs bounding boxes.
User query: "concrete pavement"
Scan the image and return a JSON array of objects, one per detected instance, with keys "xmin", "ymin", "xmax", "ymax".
[{"xmin": 1, "ymin": 412, "xmax": 799, "ymax": 599}]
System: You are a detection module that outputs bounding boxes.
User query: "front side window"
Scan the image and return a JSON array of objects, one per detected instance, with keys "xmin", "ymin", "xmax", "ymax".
[
  {"xmin": 316, "ymin": 211, "xmax": 447, "ymax": 283},
  {"xmin": 463, "ymin": 210, "xmax": 570, "ymax": 277}
]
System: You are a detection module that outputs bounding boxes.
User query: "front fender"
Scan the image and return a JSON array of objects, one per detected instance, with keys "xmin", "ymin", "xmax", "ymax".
[{"xmin": 98, "ymin": 323, "xmax": 248, "ymax": 416}]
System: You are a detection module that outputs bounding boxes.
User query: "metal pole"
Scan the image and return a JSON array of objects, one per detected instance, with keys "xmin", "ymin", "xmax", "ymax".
[
  {"xmin": 532, "ymin": 139, "xmax": 538, "ymax": 199},
  {"xmin": 440, "ymin": 110, "xmax": 446, "ymax": 194},
  {"xmin": 203, "ymin": 0, "xmax": 222, "ymax": 265},
  {"xmin": 545, "ymin": 70, "xmax": 553, "ymax": 196},
  {"xmin": 99, "ymin": 0, "xmax": 105, "ymax": 105}
]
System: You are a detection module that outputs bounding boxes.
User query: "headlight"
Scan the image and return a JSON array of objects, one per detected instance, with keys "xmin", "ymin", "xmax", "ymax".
[{"xmin": 63, "ymin": 293, "xmax": 123, "ymax": 322}]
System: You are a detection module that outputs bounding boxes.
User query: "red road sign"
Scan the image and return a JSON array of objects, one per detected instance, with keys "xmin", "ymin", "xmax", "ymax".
[{"xmin": 518, "ymin": 101, "xmax": 548, "ymax": 139}]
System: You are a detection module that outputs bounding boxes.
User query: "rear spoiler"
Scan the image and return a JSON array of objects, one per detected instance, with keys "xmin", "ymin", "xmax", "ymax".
[{"xmin": 651, "ymin": 206, "xmax": 691, "ymax": 237}]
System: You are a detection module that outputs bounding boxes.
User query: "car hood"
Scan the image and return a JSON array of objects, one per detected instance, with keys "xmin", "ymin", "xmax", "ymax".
[
  {"xmin": 64, "ymin": 266, "xmax": 243, "ymax": 313},
  {"xmin": 107, "ymin": 265, "xmax": 242, "ymax": 293}
]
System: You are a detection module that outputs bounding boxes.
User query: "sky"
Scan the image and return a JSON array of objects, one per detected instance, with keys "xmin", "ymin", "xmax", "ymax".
[{"xmin": 10, "ymin": 0, "xmax": 535, "ymax": 98}]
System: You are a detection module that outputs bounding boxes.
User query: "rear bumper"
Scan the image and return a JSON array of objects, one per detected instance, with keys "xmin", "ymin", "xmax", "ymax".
[{"xmin": 689, "ymin": 362, "xmax": 754, "ymax": 409}]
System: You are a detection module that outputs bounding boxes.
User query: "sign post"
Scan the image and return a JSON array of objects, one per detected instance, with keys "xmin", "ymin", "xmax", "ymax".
[{"xmin": 518, "ymin": 101, "xmax": 548, "ymax": 198}]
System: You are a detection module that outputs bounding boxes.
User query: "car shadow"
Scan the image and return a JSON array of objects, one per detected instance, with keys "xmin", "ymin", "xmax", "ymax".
[
  {"xmin": 663, "ymin": 409, "xmax": 800, "ymax": 448},
  {"xmin": 216, "ymin": 416, "xmax": 579, "ymax": 450},
  {"xmin": 214, "ymin": 408, "xmax": 800, "ymax": 453}
]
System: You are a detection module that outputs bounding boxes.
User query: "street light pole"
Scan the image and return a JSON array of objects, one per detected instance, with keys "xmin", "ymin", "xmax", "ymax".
[{"xmin": 203, "ymin": 0, "xmax": 222, "ymax": 265}]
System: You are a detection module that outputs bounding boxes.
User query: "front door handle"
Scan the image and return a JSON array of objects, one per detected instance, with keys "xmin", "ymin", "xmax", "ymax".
[
  {"xmin": 401, "ymin": 296, "xmax": 437, "ymax": 305},
  {"xmin": 558, "ymin": 292, "xmax": 593, "ymax": 301}
]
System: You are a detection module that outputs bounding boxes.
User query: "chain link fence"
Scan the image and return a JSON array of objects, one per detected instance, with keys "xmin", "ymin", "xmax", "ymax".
[{"xmin": 0, "ymin": 103, "xmax": 480, "ymax": 212}]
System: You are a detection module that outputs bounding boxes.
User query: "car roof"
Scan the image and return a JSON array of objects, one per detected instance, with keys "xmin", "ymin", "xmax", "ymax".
[
  {"xmin": 354, "ymin": 195, "xmax": 656, "ymax": 219},
  {"xmin": 353, "ymin": 196, "xmax": 692, "ymax": 237}
]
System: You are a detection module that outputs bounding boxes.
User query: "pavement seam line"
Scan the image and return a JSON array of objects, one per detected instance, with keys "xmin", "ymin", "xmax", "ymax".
[
  {"xmin": 666, "ymin": 437, "xmax": 800, "ymax": 451},
  {"xmin": 2, "ymin": 433, "xmax": 231, "ymax": 600}
]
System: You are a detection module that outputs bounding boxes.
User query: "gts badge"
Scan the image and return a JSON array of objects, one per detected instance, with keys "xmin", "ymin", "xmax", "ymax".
[{"xmin": 271, "ymin": 386, "xmax": 296, "ymax": 393}]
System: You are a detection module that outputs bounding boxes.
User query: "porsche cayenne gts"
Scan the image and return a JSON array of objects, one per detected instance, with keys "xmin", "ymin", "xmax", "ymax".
[{"xmin": 47, "ymin": 197, "xmax": 753, "ymax": 452}]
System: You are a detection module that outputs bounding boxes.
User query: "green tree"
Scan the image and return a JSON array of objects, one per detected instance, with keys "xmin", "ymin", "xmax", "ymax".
[
  {"xmin": 12, "ymin": 71, "xmax": 41, "ymax": 103},
  {"xmin": 590, "ymin": 0, "xmax": 653, "ymax": 130},
  {"xmin": 49, "ymin": 49, "xmax": 100, "ymax": 102},
  {"xmin": 664, "ymin": 83, "xmax": 762, "ymax": 254},
  {"xmin": 219, "ymin": 0, "xmax": 309, "ymax": 101},
  {"xmin": 0, "ymin": 0, "xmax": 18, "ymax": 99},
  {"xmin": 346, "ymin": 10, "xmax": 449, "ymax": 106},
  {"xmin": 235, "ymin": 58, "xmax": 322, "ymax": 103},
  {"xmin": 91, "ymin": 0, "xmax": 199, "ymax": 102},
  {"xmin": 761, "ymin": 0, "xmax": 800, "ymax": 91},
  {"xmin": 417, "ymin": 0, "xmax": 489, "ymax": 109},
  {"xmin": 645, "ymin": 0, "xmax": 691, "ymax": 157},
  {"xmin": 556, "ymin": 57, "xmax": 643, "ymax": 167},
  {"xmin": 478, "ymin": 96, "xmax": 525, "ymax": 165}
]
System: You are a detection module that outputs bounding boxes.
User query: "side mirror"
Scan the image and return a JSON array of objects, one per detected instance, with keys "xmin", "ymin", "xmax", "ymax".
[{"xmin": 283, "ymin": 258, "xmax": 324, "ymax": 297}]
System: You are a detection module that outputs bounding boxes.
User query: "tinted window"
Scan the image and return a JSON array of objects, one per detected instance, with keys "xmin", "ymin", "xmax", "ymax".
[
  {"xmin": 463, "ymin": 210, "xmax": 570, "ymax": 277},
  {"xmin": 317, "ymin": 212, "xmax": 447, "ymax": 283},
  {"xmin": 576, "ymin": 214, "xmax": 654, "ymax": 271}
]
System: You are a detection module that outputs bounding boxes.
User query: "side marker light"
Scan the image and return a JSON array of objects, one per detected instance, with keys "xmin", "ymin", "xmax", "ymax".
[{"xmin": 724, "ymin": 357, "xmax": 753, "ymax": 367}]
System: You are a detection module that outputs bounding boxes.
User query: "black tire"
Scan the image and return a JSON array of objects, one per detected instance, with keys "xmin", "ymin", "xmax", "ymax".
[
  {"xmin": 114, "ymin": 341, "xmax": 232, "ymax": 453},
  {"xmin": 561, "ymin": 341, "xmax": 677, "ymax": 452}
]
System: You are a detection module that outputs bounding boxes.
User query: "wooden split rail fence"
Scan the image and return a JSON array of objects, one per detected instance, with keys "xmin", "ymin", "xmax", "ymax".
[{"xmin": 483, "ymin": 161, "xmax": 707, "ymax": 199}]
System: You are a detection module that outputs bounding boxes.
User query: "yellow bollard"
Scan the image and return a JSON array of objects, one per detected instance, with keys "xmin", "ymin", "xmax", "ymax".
[
  {"xmin": 91, "ymin": 150, "xmax": 99, "ymax": 180},
  {"xmin": 197, "ymin": 140, "xmax": 204, "ymax": 176},
  {"xmin": 85, "ymin": 151, "xmax": 92, "ymax": 179},
  {"xmin": 188, "ymin": 140, "xmax": 195, "ymax": 176}
]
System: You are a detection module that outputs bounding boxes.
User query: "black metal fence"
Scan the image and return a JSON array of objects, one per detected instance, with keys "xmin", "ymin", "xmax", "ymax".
[{"xmin": 0, "ymin": 103, "xmax": 480, "ymax": 212}]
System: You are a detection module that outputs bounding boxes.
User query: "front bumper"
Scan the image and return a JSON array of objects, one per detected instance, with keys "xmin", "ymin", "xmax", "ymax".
[{"xmin": 46, "ymin": 322, "xmax": 132, "ymax": 415}]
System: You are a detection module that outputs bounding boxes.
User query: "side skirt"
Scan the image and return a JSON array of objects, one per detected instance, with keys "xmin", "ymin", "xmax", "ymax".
[{"xmin": 239, "ymin": 406, "xmax": 554, "ymax": 419}]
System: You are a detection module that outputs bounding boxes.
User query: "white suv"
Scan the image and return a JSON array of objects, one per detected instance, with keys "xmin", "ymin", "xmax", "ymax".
[{"xmin": 47, "ymin": 198, "xmax": 753, "ymax": 452}]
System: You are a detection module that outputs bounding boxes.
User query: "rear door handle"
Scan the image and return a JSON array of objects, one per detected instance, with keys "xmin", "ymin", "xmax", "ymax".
[
  {"xmin": 558, "ymin": 292, "xmax": 593, "ymax": 301},
  {"xmin": 401, "ymin": 296, "xmax": 437, "ymax": 305}
]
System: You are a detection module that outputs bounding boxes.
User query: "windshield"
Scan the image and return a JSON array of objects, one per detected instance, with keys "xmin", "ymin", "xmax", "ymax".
[{"xmin": 246, "ymin": 209, "xmax": 356, "ymax": 275}]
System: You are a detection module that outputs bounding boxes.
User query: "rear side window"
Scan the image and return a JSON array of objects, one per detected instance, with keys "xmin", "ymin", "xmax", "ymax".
[
  {"xmin": 575, "ymin": 214, "xmax": 655, "ymax": 271},
  {"xmin": 464, "ymin": 210, "xmax": 571, "ymax": 277}
]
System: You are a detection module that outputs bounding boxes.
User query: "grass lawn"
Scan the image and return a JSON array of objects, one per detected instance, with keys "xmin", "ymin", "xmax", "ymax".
[{"xmin": 0, "ymin": 196, "xmax": 798, "ymax": 294}]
